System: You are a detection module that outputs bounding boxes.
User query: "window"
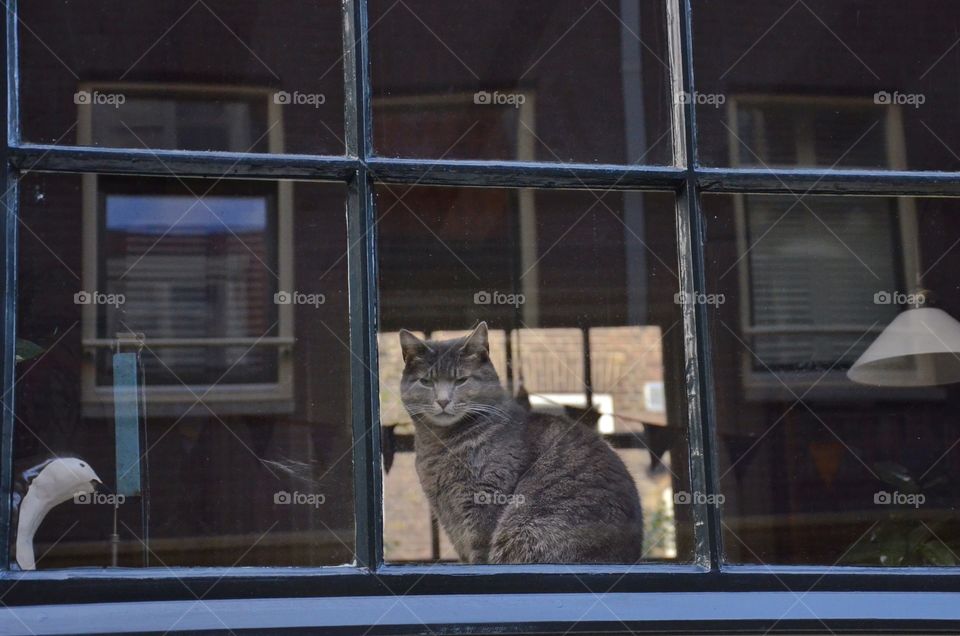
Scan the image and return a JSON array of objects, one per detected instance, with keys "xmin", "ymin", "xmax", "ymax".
[
  {"xmin": 17, "ymin": 172, "xmax": 352, "ymax": 567},
  {"xmin": 376, "ymin": 188, "xmax": 691, "ymax": 564},
  {"xmin": 5, "ymin": 0, "xmax": 960, "ymax": 633},
  {"xmin": 696, "ymin": 0, "xmax": 960, "ymax": 572},
  {"xmin": 80, "ymin": 177, "xmax": 296, "ymax": 416}
]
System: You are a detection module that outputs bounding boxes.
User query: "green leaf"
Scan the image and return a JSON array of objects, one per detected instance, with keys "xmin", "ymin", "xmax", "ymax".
[
  {"xmin": 907, "ymin": 524, "xmax": 931, "ymax": 553},
  {"xmin": 15, "ymin": 339, "xmax": 43, "ymax": 363},
  {"xmin": 920, "ymin": 540, "xmax": 958, "ymax": 566},
  {"xmin": 871, "ymin": 520, "xmax": 909, "ymax": 566},
  {"xmin": 878, "ymin": 534, "xmax": 908, "ymax": 566}
]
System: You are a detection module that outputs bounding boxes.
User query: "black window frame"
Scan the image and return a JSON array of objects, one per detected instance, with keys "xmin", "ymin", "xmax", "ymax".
[{"xmin": 3, "ymin": 0, "xmax": 960, "ymax": 633}]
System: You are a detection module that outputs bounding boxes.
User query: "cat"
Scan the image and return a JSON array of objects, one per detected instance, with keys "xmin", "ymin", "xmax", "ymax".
[{"xmin": 399, "ymin": 322, "xmax": 644, "ymax": 564}]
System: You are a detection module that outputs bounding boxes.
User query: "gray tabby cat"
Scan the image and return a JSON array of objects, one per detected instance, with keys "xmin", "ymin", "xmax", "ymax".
[{"xmin": 399, "ymin": 322, "xmax": 643, "ymax": 563}]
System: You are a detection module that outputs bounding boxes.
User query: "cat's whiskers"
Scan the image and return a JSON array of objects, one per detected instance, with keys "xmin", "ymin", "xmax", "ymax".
[{"xmin": 460, "ymin": 403, "xmax": 512, "ymax": 422}]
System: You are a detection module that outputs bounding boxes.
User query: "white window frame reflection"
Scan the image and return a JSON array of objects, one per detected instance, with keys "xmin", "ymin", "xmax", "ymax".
[
  {"xmin": 726, "ymin": 94, "xmax": 925, "ymax": 399},
  {"xmin": 76, "ymin": 83, "xmax": 295, "ymax": 416}
]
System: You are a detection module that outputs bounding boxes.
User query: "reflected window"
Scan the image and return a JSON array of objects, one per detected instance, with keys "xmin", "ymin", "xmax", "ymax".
[
  {"xmin": 729, "ymin": 96, "xmax": 896, "ymax": 169},
  {"xmin": 80, "ymin": 84, "xmax": 278, "ymax": 153},
  {"xmin": 374, "ymin": 90, "xmax": 536, "ymax": 161},
  {"xmin": 735, "ymin": 194, "xmax": 903, "ymax": 378},
  {"xmin": 725, "ymin": 97, "xmax": 914, "ymax": 386},
  {"xmin": 81, "ymin": 178, "xmax": 293, "ymax": 417},
  {"xmin": 20, "ymin": 0, "xmax": 345, "ymax": 154}
]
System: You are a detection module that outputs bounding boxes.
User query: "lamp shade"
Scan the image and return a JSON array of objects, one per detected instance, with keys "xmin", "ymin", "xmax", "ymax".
[{"xmin": 848, "ymin": 307, "xmax": 960, "ymax": 386}]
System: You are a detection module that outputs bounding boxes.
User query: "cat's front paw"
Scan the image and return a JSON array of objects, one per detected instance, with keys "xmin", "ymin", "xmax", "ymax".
[{"xmin": 464, "ymin": 548, "xmax": 489, "ymax": 564}]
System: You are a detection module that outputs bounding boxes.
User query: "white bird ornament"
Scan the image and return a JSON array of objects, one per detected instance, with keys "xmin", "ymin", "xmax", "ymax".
[{"xmin": 15, "ymin": 457, "xmax": 103, "ymax": 570}]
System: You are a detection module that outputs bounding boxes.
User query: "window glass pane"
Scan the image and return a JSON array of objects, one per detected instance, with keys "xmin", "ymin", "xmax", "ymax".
[
  {"xmin": 705, "ymin": 192, "xmax": 960, "ymax": 566},
  {"xmin": 694, "ymin": 1, "xmax": 960, "ymax": 170},
  {"xmin": 377, "ymin": 185, "xmax": 692, "ymax": 564},
  {"xmin": 20, "ymin": 1, "xmax": 344, "ymax": 154},
  {"xmin": 369, "ymin": 0, "xmax": 675, "ymax": 165},
  {"xmin": 13, "ymin": 173, "xmax": 353, "ymax": 568}
]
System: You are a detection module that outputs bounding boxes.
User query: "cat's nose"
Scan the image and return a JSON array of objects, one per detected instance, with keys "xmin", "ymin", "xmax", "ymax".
[{"xmin": 436, "ymin": 399, "xmax": 450, "ymax": 410}]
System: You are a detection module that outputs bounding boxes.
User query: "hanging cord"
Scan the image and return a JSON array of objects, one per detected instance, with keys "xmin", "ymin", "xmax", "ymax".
[{"xmin": 110, "ymin": 503, "xmax": 119, "ymax": 567}]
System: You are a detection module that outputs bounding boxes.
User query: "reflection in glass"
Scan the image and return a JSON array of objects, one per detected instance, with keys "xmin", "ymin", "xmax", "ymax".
[
  {"xmin": 694, "ymin": 0, "xmax": 960, "ymax": 170},
  {"xmin": 705, "ymin": 192, "xmax": 960, "ymax": 566},
  {"xmin": 100, "ymin": 191, "xmax": 276, "ymax": 387},
  {"xmin": 14, "ymin": 173, "xmax": 354, "ymax": 568},
  {"xmin": 377, "ymin": 185, "xmax": 690, "ymax": 563},
  {"xmin": 20, "ymin": 1, "xmax": 345, "ymax": 154},
  {"xmin": 370, "ymin": 0, "xmax": 675, "ymax": 164}
]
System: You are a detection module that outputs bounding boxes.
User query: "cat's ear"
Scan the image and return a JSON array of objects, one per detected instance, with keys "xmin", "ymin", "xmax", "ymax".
[
  {"xmin": 460, "ymin": 321, "xmax": 489, "ymax": 359},
  {"xmin": 399, "ymin": 329, "xmax": 430, "ymax": 364}
]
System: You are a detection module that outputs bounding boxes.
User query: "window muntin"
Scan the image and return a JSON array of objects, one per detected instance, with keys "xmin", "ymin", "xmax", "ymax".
[{"xmin": 369, "ymin": 0, "xmax": 676, "ymax": 165}]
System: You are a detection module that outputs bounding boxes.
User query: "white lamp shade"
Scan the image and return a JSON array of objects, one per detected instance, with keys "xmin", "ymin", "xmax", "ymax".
[{"xmin": 848, "ymin": 307, "xmax": 960, "ymax": 386}]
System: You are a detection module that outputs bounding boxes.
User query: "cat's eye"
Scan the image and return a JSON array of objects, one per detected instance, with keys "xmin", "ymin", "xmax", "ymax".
[
  {"xmin": 454, "ymin": 377, "xmax": 469, "ymax": 386},
  {"xmin": 419, "ymin": 378, "xmax": 433, "ymax": 387}
]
